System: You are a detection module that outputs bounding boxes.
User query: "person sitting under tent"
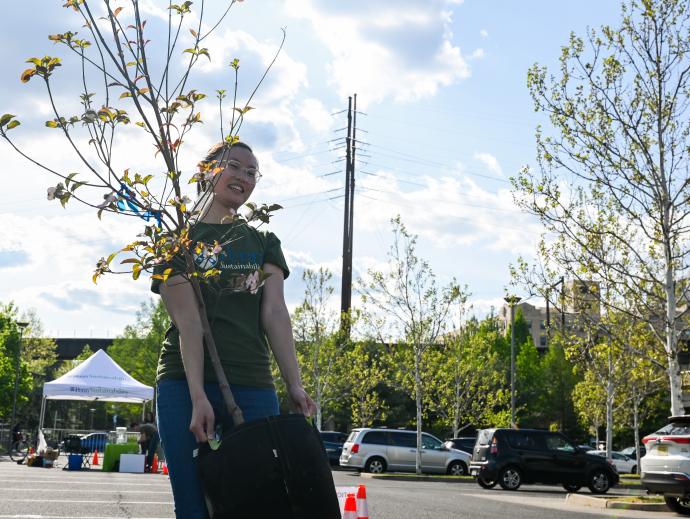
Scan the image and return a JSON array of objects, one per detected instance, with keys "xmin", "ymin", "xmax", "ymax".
[{"xmin": 134, "ymin": 414, "xmax": 159, "ymax": 472}]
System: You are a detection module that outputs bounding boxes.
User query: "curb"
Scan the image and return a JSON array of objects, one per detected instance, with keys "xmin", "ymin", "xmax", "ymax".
[
  {"xmin": 359, "ymin": 473, "xmax": 475, "ymax": 483},
  {"xmin": 565, "ymin": 493, "xmax": 669, "ymax": 512}
]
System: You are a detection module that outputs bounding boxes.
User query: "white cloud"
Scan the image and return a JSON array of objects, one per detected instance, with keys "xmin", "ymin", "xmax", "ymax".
[
  {"xmin": 474, "ymin": 152, "xmax": 503, "ymax": 177},
  {"xmin": 352, "ymin": 165, "xmax": 541, "ymax": 255},
  {"xmin": 480, "ymin": 29, "xmax": 489, "ymax": 38},
  {"xmin": 470, "ymin": 48, "xmax": 485, "ymax": 60},
  {"xmin": 284, "ymin": 0, "xmax": 471, "ymax": 105},
  {"xmin": 298, "ymin": 98, "xmax": 333, "ymax": 133}
]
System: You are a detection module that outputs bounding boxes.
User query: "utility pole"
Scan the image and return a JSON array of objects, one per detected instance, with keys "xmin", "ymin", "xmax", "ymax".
[
  {"xmin": 8, "ymin": 321, "xmax": 29, "ymax": 451},
  {"xmin": 504, "ymin": 295, "xmax": 522, "ymax": 428},
  {"xmin": 340, "ymin": 94, "xmax": 357, "ymax": 336}
]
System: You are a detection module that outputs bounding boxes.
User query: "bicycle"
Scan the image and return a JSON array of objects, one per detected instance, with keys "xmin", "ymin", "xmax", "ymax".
[{"xmin": 9, "ymin": 432, "xmax": 30, "ymax": 462}]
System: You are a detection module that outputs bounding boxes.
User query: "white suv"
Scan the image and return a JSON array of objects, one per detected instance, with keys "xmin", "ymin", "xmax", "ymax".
[
  {"xmin": 641, "ymin": 415, "xmax": 690, "ymax": 515},
  {"xmin": 339, "ymin": 428, "xmax": 471, "ymax": 475}
]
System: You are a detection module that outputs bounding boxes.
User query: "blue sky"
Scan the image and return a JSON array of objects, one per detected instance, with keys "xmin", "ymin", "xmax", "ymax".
[{"xmin": 0, "ymin": 0, "xmax": 623, "ymax": 337}]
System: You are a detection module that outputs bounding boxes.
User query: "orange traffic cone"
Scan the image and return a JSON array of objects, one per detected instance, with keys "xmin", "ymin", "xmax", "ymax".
[
  {"xmin": 152, "ymin": 454, "xmax": 159, "ymax": 473},
  {"xmin": 356, "ymin": 485, "xmax": 369, "ymax": 519},
  {"xmin": 343, "ymin": 493, "xmax": 357, "ymax": 519},
  {"xmin": 162, "ymin": 462, "xmax": 168, "ymax": 475},
  {"xmin": 92, "ymin": 449, "xmax": 99, "ymax": 466}
]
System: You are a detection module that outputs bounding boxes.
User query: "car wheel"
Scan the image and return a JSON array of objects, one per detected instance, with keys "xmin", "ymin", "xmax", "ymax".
[
  {"xmin": 477, "ymin": 476, "xmax": 497, "ymax": 489},
  {"xmin": 587, "ymin": 469, "xmax": 611, "ymax": 494},
  {"xmin": 562, "ymin": 483, "xmax": 581, "ymax": 492},
  {"xmin": 664, "ymin": 496, "xmax": 690, "ymax": 515},
  {"xmin": 630, "ymin": 465, "xmax": 637, "ymax": 475},
  {"xmin": 447, "ymin": 460, "xmax": 468, "ymax": 476},
  {"xmin": 364, "ymin": 457, "xmax": 386, "ymax": 474},
  {"xmin": 498, "ymin": 466, "xmax": 522, "ymax": 491}
]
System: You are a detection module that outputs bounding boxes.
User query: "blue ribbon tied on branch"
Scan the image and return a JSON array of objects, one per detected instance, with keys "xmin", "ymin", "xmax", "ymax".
[{"xmin": 116, "ymin": 185, "xmax": 162, "ymax": 227}]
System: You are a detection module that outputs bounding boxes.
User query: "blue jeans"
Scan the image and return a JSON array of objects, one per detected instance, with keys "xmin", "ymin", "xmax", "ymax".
[{"xmin": 157, "ymin": 378, "xmax": 280, "ymax": 519}]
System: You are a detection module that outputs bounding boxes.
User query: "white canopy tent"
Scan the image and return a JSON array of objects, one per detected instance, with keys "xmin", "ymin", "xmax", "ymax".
[{"xmin": 39, "ymin": 349, "xmax": 154, "ymax": 429}]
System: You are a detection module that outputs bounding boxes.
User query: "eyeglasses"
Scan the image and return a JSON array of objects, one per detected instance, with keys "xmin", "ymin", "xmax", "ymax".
[{"xmin": 218, "ymin": 159, "xmax": 262, "ymax": 184}]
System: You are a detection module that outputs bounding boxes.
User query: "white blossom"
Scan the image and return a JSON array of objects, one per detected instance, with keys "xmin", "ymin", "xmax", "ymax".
[{"xmin": 97, "ymin": 192, "xmax": 118, "ymax": 209}]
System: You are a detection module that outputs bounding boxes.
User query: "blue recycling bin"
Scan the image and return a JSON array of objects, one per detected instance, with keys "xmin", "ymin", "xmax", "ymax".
[{"xmin": 68, "ymin": 454, "xmax": 83, "ymax": 471}]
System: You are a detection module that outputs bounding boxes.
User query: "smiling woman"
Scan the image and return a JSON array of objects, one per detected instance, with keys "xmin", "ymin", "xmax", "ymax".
[{"xmin": 153, "ymin": 140, "xmax": 319, "ymax": 518}]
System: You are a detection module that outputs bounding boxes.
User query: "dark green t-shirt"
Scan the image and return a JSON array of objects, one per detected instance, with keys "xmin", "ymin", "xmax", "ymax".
[{"xmin": 151, "ymin": 221, "xmax": 289, "ymax": 388}]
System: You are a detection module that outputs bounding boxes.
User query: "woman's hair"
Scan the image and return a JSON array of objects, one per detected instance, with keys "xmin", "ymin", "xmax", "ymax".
[
  {"xmin": 200, "ymin": 141, "xmax": 254, "ymax": 169},
  {"xmin": 190, "ymin": 141, "xmax": 255, "ymax": 222}
]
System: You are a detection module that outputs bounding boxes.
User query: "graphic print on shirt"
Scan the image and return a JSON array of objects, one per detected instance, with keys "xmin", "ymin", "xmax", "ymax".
[{"xmin": 193, "ymin": 241, "xmax": 265, "ymax": 293}]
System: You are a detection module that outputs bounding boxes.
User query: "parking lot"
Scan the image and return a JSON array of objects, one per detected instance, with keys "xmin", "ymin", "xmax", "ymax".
[{"xmin": 0, "ymin": 456, "xmax": 677, "ymax": 519}]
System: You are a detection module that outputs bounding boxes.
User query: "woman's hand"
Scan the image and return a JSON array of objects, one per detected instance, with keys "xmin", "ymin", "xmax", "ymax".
[
  {"xmin": 287, "ymin": 384, "xmax": 317, "ymax": 416},
  {"xmin": 189, "ymin": 395, "xmax": 216, "ymax": 443}
]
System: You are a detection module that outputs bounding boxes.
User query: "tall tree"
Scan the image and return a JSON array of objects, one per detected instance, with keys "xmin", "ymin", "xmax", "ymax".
[
  {"xmin": 425, "ymin": 318, "xmax": 509, "ymax": 436},
  {"xmin": 572, "ymin": 372, "xmax": 607, "ymax": 445},
  {"xmin": 360, "ymin": 216, "xmax": 466, "ymax": 474},
  {"xmin": 345, "ymin": 341, "xmax": 389, "ymax": 428},
  {"xmin": 15, "ymin": 309, "xmax": 58, "ymax": 429},
  {"xmin": 515, "ymin": 0, "xmax": 690, "ymax": 415},
  {"xmin": 0, "ymin": 304, "xmax": 56, "ymax": 426},
  {"xmin": 540, "ymin": 339, "xmax": 580, "ymax": 433},
  {"xmin": 292, "ymin": 268, "xmax": 343, "ymax": 430}
]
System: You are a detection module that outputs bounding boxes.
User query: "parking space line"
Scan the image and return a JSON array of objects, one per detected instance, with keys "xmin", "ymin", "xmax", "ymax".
[
  {"xmin": 0, "ymin": 489, "xmax": 171, "ymax": 494},
  {"xmin": 0, "ymin": 499, "xmax": 173, "ymax": 505},
  {"xmin": 0, "ymin": 516, "xmax": 174, "ymax": 519},
  {"xmin": 0, "ymin": 479, "xmax": 169, "ymax": 487}
]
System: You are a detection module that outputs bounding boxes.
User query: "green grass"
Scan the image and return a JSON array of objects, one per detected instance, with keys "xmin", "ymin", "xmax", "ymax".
[
  {"xmin": 609, "ymin": 496, "xmax": 664, "ymax": 504},
  {"xmin": 366, "ymin": 473, "xmax": 474, "ymax": 480}
]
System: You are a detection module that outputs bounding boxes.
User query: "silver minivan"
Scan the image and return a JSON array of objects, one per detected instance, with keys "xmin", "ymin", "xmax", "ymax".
[{"xmin": 339, "ymin": 428, "xmax": 471, "ymax": 475}]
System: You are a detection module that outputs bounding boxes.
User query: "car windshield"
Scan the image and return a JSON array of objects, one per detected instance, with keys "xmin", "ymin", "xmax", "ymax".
[
  {"xmin": 476, "ymin": 429, "xmax": 494, "ymax": 446},
  {"xmin": 654, "ymin": 422, "xmax": 690, "ymax": 435}
]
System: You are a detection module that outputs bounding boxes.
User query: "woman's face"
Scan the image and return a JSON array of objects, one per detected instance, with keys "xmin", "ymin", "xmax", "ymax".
[{"xmin": 211, "ymin": 146, "xmax": 258, "ymax": 210}]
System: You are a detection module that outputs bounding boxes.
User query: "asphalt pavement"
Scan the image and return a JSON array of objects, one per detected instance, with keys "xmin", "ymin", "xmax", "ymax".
[{"xmin": 0, "ymin": 456, "xmax": 676, "ymax": 518}]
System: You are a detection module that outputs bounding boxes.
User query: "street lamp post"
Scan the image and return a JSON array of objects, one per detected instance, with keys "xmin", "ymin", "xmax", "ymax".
[
  {"xmin": 9, "ymin": 321, "xmax": 29, "ymax": 451},
  {"xmin": 504, "ymin": 295, "xmax": 522, "ymax": 428}
]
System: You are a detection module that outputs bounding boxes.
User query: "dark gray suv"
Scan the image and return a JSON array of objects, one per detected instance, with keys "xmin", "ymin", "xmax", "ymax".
[{"xmin": 470, "ymin": 428, "xmax": 619, "ymax": 493}]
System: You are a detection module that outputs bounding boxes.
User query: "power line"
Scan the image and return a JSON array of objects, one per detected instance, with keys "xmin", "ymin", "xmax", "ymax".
[
  {"xmin": 356, "ymin": 192, "xmax": 536, "ymax": 234},
  {"xmin": 356, "ymin": 185, "xmax": 525, "ymax": 215}
]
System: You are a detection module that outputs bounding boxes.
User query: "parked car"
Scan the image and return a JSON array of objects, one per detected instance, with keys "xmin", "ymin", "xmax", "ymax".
[
  {"xmin": 339, "ymin": 428, "xmax": 471, "ymax": 475},
  {"xmin": 80, "ymin": 432, "xmax": 108, "ymax": 453},
  {"xmin": 641, "ymin": 415, "xmax": 690, "ymax": 515},
  {"xmin": 586, "ymin": 450, "xmax": 637, "ymax": 474},
  {"xmin": 469, "ymin": 428, "xmax": 619, "ymax": 493},
  {"xmin": 444, "ymin": 437, "xmax": 476, "ymax": 455},
  {"xmin": 319, "ymin": 431, "xmax": 348, "ymax": 465},
  {"xmin": 620, "ymin": 445, "xmax": 646, "ymax": 460}
]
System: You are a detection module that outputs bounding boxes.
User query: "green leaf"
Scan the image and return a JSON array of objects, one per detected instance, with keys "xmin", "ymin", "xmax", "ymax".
[
  {"xmin": 45, "ymin": 120, "xmax": 59, "ymax": 128},
  {"xmin": 0, "ymin": 114, "xmax": 15, "ymax": 126},
  {"xmin": 119, "ymin": 91, "xmax": 132, "ymax": 99},
  {"xmin": 6, "ymin": 120, "xmax": 20, "ymax": 130}
]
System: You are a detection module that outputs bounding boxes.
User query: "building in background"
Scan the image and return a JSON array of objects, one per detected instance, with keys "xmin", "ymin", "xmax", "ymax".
[{"xmin": 498, "ymin": 279, "xmax": 602, "ymax": 351}]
